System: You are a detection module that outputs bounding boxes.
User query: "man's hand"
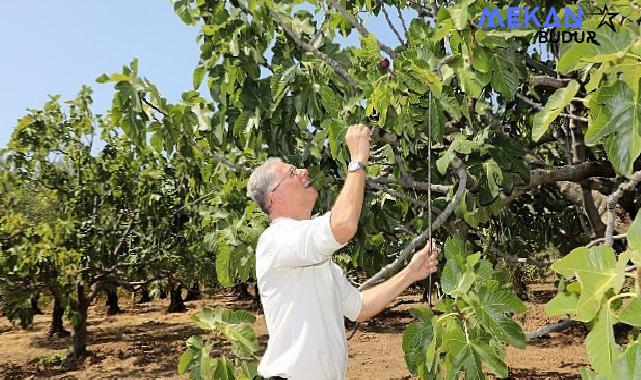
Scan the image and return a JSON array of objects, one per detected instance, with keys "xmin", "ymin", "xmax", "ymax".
[
  {"xmin": 345, "ymin": 123, "xmax": 370, "ymax": 163},
  {"xmin": 403, "ymin": 240, "xmax": 440, "ymax": 283}
]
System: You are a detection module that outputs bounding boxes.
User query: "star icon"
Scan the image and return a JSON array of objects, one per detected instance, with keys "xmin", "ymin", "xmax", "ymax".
[{"xmin": 591, "ymin": 5, "xmax": 619, "ymax": 32}]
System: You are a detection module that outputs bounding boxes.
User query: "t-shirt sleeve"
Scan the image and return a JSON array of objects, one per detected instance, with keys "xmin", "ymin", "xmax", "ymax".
[
  {"xmin": 331, "ymin": 263, "xmax": 363, "ymax": 322},
  {"xmin": 271, "ymin": 212, "xmax": 346, "ymax": 268}
]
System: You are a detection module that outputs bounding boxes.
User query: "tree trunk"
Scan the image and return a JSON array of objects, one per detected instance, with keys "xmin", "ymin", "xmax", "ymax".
[
  {"xmin": 70, "ymin": 284, "xmax": 90, "ymax": 358},
  {"xmin": 49, "ymin": 293, "xmax": 69, "ymax": 338},
  {"xmin": 252, "ymin": 282, "xmax": 262, "ymax": 311},
  {"xmin": 235, "ymin": 282, "xmax": 251, "ymax": 300},
  {"xmin": 31, "ymin": 293, "xmax": 43, "ymax": 315},
  {"xmin": 137, "ymin": 286, "xmax": 151, "ymax": 304},
  {"xmin": 105, "ymin": 288, "xmax": 121, "ymax": 315},
  {"xmin": 167, "ymin": 284, "xmax": 186, "ymax": 313},
  {"xmin": 159, "ymin": 288, "xmax": 167, "ymax": 299},
  {"xmin": 184, "ymin": 282, "xmax": 201, "ymax": 301}
]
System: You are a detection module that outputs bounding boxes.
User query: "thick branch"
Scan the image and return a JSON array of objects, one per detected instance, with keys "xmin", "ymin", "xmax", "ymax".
[
  {"xmin": 492, "ymin": 247, "xmax": 553, "ymax": 267},
  {"xmin": 529, "ymin": 76, "xmax": 572, "ymax": 89},
  {"xmin": 525, "ymin": 319, "xmax": 573, "ymax": 341},
  {"xmin": 359, "ymin": 159, "xmax": 467, "ymax": 290},
  {"xmin": 369, "ymin": 176, "xmax": 451, "ymax": 193},
  {"xmin": 569, "ymin": 103, "xmax": 606, "ymax": 237},
  {"xmin": 586, "ymin": 233, "xmax": 627, "ymax": 248},
  {"xmin": 268, "ymin": 8, "xmax": 358, "ymax": 89},
  {"xmin": 502, "ymin": 161, "xmax": 616, "ymax": 204},
  {"xmin": 525, "ymin": 56, "xmax": 558, "ymax": 77},
  {"xmin": 113, "ymin": 213, "xmax": 138, "ymax": 258},
  {"xmin": 327, "ymin": 0, "xmax": 397, "ymax": 58},
  {"xmin": 606, "ymin": 170, "xmax": 641, "ymax": 246}
]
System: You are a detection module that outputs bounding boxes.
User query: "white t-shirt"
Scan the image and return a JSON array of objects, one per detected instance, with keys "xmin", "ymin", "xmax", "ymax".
[{"xmin": 256, "ymin": 212, "xmax": 363, "ymax": 380}]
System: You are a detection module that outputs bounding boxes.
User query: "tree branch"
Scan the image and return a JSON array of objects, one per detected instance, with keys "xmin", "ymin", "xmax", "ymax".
[
  {"xmin": 606, "ymin": 170, "xmax": 641, "ymax": 246},
  {"xmin": 394, "ymin": 4, "xmax": 409, "ymax": 39},
  {"xmin": 528, "ymin": 76, "xmax": 572, "ymax": 89},
  {"xmin": 359, "ymin": 159, "xmax": 466, "ymax": 290},
  {"xmin": 502, "ymin": 161, "xmax": 616, "ymax": 204},
  {"xmin": 268, "ymin": 7, "xmax": 358, "ymax": 89},
  {"xmin": 586, "ymin": 233, "xmax": 627, "ymax": 248},
  {"xmin": 525, "ymin": 56, "xmax": 558, "ymax": 77},
  {"xmin": 381, "ymin": 6, "xmax": 405, "ymax": 47},
  {"xmin": 327, "ymin": 0, "xmax": 397, "ymax": 58},
  {"xmin": 525, "ymin": 319, "xmax": 573, "ymax": 341},
  {"xmin": 569, "ymin": 103, "xmax": 606, "ymax": 237},
  {"xmin": 141, "ymin": 97, "xmax": 248, "ymax": 172},
  {"xmin": 491, "ymin": 246, "xmax": 554, "ymax": 267},
  {"xmin": 112, "ymin": 212, "xmax": 138, "ymax": 258},
  {"xmin": 366, "ymin": 180, "xmax": 442, "ymax": 213},
  {"xmin": 516, "ymin": 93, "xmax": 588, "ymax": 123},
  {"xmin": 369, "ymin": 176, "xmax": 451, "ymax": 193}
]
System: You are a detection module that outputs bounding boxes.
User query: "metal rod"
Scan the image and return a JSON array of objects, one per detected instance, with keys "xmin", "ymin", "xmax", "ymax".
[{"xmin": 427, "ymin": 92, "xmax": 433, "ymax": 307}]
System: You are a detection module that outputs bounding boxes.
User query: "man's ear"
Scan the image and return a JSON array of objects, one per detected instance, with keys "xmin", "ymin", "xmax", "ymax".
[{"xmin": 268, "ymin": 190, "xmax": 281, "ymax": 208}]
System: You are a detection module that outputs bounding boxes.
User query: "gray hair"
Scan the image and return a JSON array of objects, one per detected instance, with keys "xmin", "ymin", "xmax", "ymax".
[{"xmin": 247, "ymin": 157, "xmax": 282, "ymax": 213}]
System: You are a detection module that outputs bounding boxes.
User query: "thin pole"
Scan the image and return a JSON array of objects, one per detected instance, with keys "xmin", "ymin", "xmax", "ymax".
[{"xmin": 427, "ymin": 92, "xmax": 433, "ymax": 307}]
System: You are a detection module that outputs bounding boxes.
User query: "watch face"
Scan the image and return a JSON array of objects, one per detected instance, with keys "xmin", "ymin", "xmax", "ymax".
[{"xmin": 348, "ymin": 162, "xmax": 363, "ymax": 171}]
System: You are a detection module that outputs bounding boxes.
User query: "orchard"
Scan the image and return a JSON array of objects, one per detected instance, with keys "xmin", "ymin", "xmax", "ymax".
[{"xmin": 1, "ymin": 0, "xmax": 641, "ymax": 378}]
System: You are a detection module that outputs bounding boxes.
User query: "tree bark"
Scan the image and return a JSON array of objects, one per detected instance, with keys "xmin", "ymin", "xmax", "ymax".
[
  {"xmin": 136, "ymin": 286, "xmax": 151, "ymax": 304},
  {"xmin": 235, "ymin": 283, "xmax": 251, "ymax": 300},
  {"xmin": 502, "ymin": 161, "xmax": 616, "ymax": 203},
  {"xmin": 31, "ymin": 293, "xmax": 43, "ymax": 315},
  {"xmin": 70, "ymin": 283, "xmax": 90, "ymax": 358},
  {"xmin": 554, "ymin": 181, "xmax": 631, "ymax": 235},
  {"xmin": 568, "ymin": 103, "xmax": 606, "ymax": 237},
  {"xmin": 105, "ymin": 287, "xmax": 121, "ymax": 315},
  {"xmin": 252, "ymin": 282, "xmax": 262, "ymax": 310},
  {"xmin": 49, "ymin": 292, "xmax": 69, "ymax": 338},
  {"xmin": 167, "ymin": 284, "xmax": 186, "ymax": 313},
  {"xmin": 184, "ymin": 282, "xmax": 201, "ymax": 301}
]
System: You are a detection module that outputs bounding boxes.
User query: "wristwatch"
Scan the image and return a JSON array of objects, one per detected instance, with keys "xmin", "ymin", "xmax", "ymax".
[{"xmin": 347, "ymin": 161, "xmax": 366, "ymax": 172}]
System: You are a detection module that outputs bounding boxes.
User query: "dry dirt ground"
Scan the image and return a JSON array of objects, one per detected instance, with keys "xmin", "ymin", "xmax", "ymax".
[{"xmin": 0, "ymin": 283, "xmax": 588, "ymax": 379}]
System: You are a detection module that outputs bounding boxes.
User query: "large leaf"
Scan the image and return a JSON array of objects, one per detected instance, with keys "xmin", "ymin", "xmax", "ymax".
[
  {"xmin": 612, "ymin": 339, "xmax": 641, "ymax": 379},
  {"xmin": 222, "ymin": 323, "xmax": 259, "ymax": 359},
  {"xmin": 402, "ymin": 307, "xmax": 434, "ymax": 374},
  {"xmin": 558, "ymin": 20, "xmax": 635, "ymax": 73},
  {"xmin": 489, "ymin": 48, "xmax": 521, "ymax": 100},
  {"xmin": 215, "ymin": 243, "xmax": 233, "ymax": 288},
  {"xmin": 471, "ymin": 340, "xmax": 508, "ymax": 378},
  {"xmin": 627, "ymin": 213, "xmax": 641, "ymax": 265},
  {"xmin": 441, "ymin": 253, "xmax": 480, "ymax": 298},
  {"xmin": 585, "ymin": 80, "xmax": 641, "ymax": 175},
  {"xmin": 212, "ymin": 356, "xmax": 236, "ymax": 380},
  {"xmin": 585, "ymin": 303, "xmax": 618, "ymax": 377},
  {"xmin": 532, "ymin": 80, "xmax": 579, "ymax": 141},
  {"xmin": 472, "ymin": 288, "xmax": 526, "ymax": 349},
  {"xmin": 617, "ymin": 298, "xmax": 641, "ymax": 326},
  {"xmin": 447, "ymin": 341, "xmax": 484, "ymax": 379},
  {"xmin": 551, "ymin": 246, "xmax": 625, "ymax": 322},
  {"xmin": 366, "ymin": 82, "xmax": 394, "ymax": 126},
  {"xmin": 546, "ymin": 290, "xmax": 579, "ymax": 316}
]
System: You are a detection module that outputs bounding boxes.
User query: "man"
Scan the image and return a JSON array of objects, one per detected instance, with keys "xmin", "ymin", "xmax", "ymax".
[{"xmin": 246, "ymin": 123, "xmax": 440, "ymax": 380}]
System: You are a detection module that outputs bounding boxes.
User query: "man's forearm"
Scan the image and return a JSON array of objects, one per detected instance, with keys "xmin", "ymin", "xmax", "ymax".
[
  {"xmin": 355, "ymin": 268, "xmax": 414, "ymax": 322},
  {"xmin": 331, "ymin": 170, "xmax": 366, "ymax": 243}
]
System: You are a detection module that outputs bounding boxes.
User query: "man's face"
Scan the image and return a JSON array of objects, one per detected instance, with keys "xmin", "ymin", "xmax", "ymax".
[{"xmin": 269, "ymin": 162, "xmax": 318, "ymax": 212}]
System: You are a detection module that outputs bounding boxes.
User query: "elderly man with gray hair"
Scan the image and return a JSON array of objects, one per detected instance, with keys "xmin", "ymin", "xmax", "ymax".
[{"xmin": 247, "ymin": 123, "xmax": 440, "ymax": 380}]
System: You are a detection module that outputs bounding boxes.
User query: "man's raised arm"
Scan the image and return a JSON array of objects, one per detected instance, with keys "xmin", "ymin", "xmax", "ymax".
[{"xmin": 330, "ymin": 123, "xmax": 370, "ymax": 244}]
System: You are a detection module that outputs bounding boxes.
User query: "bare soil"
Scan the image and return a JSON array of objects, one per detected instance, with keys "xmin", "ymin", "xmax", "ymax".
[{"xmin": 0, "ymin": 283, "xmax": 588, "ymax": 379}]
